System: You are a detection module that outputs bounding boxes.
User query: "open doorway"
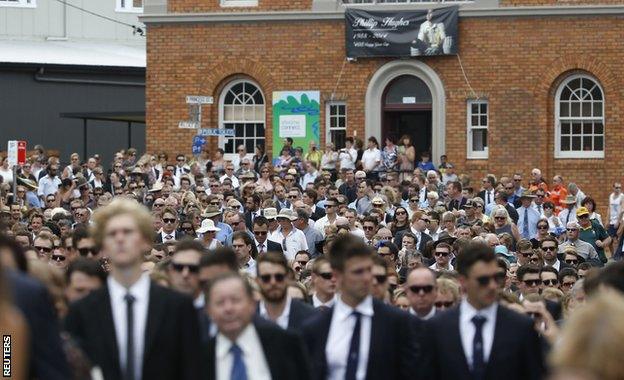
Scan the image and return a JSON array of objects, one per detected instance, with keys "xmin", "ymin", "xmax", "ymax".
[{"xmin": 382, "ymin": 75, "xmax": 433, "ymax": 158}]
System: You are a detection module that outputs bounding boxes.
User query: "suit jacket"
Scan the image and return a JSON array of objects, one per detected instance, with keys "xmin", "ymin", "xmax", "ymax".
[
  {"xmin": 310, "ymin": 207, "xmax": 326, "ymax": 222},
  {"xmin": 302, "ymin": 298, "xmax": 421, "ymax": 380},
  {"xmin": 477, "ymin": 190, "xmax": 496, "ymax": 205},
  {"xmin": 421, "ymin": 305, "xmax": 544, "ymax": 380},
  {"xmin": 448, "ymin": 197, "xmax": 467, "ymax": 211},
  {"xmin": 8, "ymin": 270, "xmax": 70, "ymax": 380},
  {"xmin": 264, "ymin": 240, "xmax": 284, "ymax": 254},
  {"xmin": 288, "ymin": 299, "xmax": 316, "ymax": 332},
  {"xmin": 154, "ymin": 230, "xmax": 185, "ymax": 244},
  {"xmin": 202, "ymin": 318, "xmax": 311, "ymax": 380},
  {"xmin": 394, "ymin": 230, "xmax": 433, "ymax": 253},
  {"xmin": 64, "ymin": 281, "xmax": 201, "ymax": 380}
]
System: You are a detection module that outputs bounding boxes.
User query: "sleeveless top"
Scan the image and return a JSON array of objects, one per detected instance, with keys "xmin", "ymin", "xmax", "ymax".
[{"xmin": 609, "ymin": 193, "xmax": 623, "ymax": 225}]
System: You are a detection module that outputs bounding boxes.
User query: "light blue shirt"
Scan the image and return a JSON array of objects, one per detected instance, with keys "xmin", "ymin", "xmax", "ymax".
[{"xmin": 517, "ymin": 206, "xmax": 541, "ymax": 238}]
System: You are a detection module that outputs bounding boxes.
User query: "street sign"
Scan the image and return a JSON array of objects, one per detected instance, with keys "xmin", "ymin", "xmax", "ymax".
[
  {"xmin": 179, "ymin": 121, "xmax": 200, "ymax": 129},
  {"xmin": 186, "ymin": 96, "xmax": 214, "ymax": 104},
  {"xmin": 198, "ymin": 128, "xmax": 235, "ymax": 137},
  {"xmin": 7, "ymin": 140, "xmax": 26, "ymax": 166}
]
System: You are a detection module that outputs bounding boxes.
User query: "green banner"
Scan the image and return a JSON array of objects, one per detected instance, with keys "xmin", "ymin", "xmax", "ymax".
[{"xmin": 272, "ymin": 91, "xmax": 320, "ymax": 161}]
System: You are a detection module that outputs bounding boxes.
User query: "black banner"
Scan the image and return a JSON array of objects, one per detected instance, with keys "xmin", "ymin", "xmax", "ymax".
[{"xmin": 345, "ymin": 6, "xmax": 458, "ymax": 58}]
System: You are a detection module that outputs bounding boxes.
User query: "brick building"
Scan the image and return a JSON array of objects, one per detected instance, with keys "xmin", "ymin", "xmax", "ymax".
[{"xmin": 141, "ymin": 0, "xmax": 624, "ymax": 212}]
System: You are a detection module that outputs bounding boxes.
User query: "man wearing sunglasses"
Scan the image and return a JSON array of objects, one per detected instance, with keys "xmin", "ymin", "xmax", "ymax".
[
  {"xmin": 405, "ymin": 267, "xmax": 438, "ymax": 320},
  {"xmin": 168, "ymin": 240, "xmax": 204, "ymax": 312},
  {"xmin": 156, "ymin": 207, "xmax": 183, "ymax": 244},
  {"xmin": 256, "ymin": 252, "xmax": 314, "ymax": 333},
  {"xmin": 558, "ymin": 221, "xmax": 602, "ymax": 267},
  {"xmin": 422, "ymin": 242, "xmax": 544, "ymax": 380},
  {"xmin": 311, "ymin": 257, "xmax": 337, "ymax": 308},
  {"xmin": 302, "ymin": 234, "xmax": 420, "ymax": 380},
  {"xmin": 540, "ymin": 236, "xmax": 570, "ymax": 271},
  {"xmin": 253, "ymin": 217, "xmax": 283, "ymax": 255}
]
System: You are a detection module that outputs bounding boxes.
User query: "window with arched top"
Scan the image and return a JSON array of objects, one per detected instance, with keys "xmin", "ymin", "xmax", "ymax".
[
  {"xmin": 555, "ymin": 74, "xmax": 604, "ymax": 158},
  {"xmin": 219, "ymin": 79, "xmax": 266, "ymax": 157}
]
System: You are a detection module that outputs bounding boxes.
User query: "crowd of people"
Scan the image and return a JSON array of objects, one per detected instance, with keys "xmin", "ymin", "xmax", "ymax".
[{"xmin": 1, "ymin": 140, "xmax": 624, "ymax": 380}]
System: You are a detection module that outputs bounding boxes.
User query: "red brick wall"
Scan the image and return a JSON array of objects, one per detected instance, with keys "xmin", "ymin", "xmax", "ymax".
[
  {"xmin": 169, "ymin": 0, "xmax": 313, "ymax": 13},
  {"xmin": 146, "ymin": 15, "xmax": 624, "ymax": 214}
]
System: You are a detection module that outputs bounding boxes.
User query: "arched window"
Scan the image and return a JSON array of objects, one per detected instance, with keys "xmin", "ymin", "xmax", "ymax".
[
  {"xmin": 219, "ymin": 79, "xmax": 265, "ymax": 157},
  {"xmin": 555, "ymin": 74, "xmax": 604, "ymax": 158}
]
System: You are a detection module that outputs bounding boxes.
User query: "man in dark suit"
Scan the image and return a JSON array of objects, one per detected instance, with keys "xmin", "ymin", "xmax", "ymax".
[
  {"xmin": 477, "ymin": 175, "xmax": 496, "ymax": 209},
  {"xmin": 154, "ymin": 206, "xmax": 185, "ymax": 244},
  {"xmin": 203, "ymin": 273, "xmax": 311, "ymax": 380},
  {"xmin": 252, "ymin": 216, "xmax": 283, "ymax": 255},
  {"xmin": 302, "ymin": 235, "xmax": 421, "ymax": 380},
  {"xmin": 65, "ymin": 199, "xmax": 200, "ymax": 380},
  {"xmin": 256, "ymin": 252, "xmax": 315, "ymax": 332},
  {"xmin": 422, "ymin": 241, "xmax": 544, "ymax": 380},
  {"xmin": 244, "ymin": 194, "xmax": 263, "ymax": 230},
  {"xmin": 447, "ymin": 181, "xmax": 467, "ymax": 211}
]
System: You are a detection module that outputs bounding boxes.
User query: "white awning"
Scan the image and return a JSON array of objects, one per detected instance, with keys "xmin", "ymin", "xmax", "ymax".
[{"xmin": 0, "ymin": 39, "xmax": 146, "ymax": 68}]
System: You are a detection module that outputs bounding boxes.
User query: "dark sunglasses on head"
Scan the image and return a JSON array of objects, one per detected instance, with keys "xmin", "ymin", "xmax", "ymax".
[
  {"xmin": 171, "ymin": 263, "xmax": 199, "ymax": 274},
  {"xmin": 476, "ymin": 272, "xmax": 506, "ymax": 287},
  {"xmin": 435, "ymin": 301, "xmax": 453, "ymax": 308},
  {"xmin": 374, "ymin": 274, "xmax": 387, "ymax": 284},
  {"xmin": 259, "ymin": 273, "xmax": 286, "ymax": 283},
  {"xmin": 542, "ymin": 279, "xmax": 558, "ymax": 286},
  {"xmin": 408, "ymin": 285, "xmax": 434, "ymax": 294},
  {"xmin": 523, "ymin": 279, "xmax": 541, "ymax": 287}
]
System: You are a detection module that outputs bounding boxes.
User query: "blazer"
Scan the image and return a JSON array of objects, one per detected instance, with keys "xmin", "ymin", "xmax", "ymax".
[
  {"xmin": 477, "ymin": 190, "xmax": 496, "ymax": 205},
  {"xmin": 264, "ymin": 240, "xmax": 284, "ymax": 254},
  {"xmin": 448, "ymin": 197, "xmax": 467, "ymax": 211},
  {"xmin": 202, "ymin": 318, "xmax": 311, "ymax": 380},
  {"xmin": 394, "ymin": 230, "xmax": 433, "ymax": 253},
  {"xmin": 64, "ymin": 281, "xmax": 201, "ymax": 380},
  {"xmin": 154, "ymin": 230, "xmax": 185, "ymax": 244},
  {"xmin": 256, "ymin": 299, "xmax": 316, "ymax": 333},
  {"xmin": 301, "ymin": 298, "xmax": 421, "ymax": 380},
  {"xmin": 8, "ymin": 270, "xmax": 70, "ymax": 380},
  {"xmin": 421, "ymin": 305, "xmax": 544, "ymax": 380}
]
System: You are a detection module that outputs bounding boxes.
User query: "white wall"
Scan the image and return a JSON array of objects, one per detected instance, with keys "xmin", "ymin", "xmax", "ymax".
[{"xmin": 0, "ymin": 0, "xmax": 144, "ymax": 42}]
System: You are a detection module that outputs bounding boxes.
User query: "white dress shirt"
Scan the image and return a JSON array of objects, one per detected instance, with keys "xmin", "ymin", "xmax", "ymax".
[
  {"xmin": 326, "ymin": 295, "xmax": 374, "ymax": 380},
  {"xmin": 215, "ymin": 325, "xmax": 271, "ymax": 380},
  {"xmin": 160, "ymin": 230, "xmax": 177, "ymax": 243},
  {"xmin": 459, "ymin": 299, "xmax": 498, "ymax": 369},
  {"xmin": 258, "ymin": 296, "xmax": 291, "ymax": 330},
  {"xmin": 275, "ymin": 227, "xmax": 308, "ymax": 260},
  {"xmin": 108, "ymin": 273, "xmax": 151, "ymax": 380},
  {"xmin": 37, "ymin": 175, "xmax": 61, "ymax": 197},
  {"xmin": 219, "ymin": 174, "xmax": 240, "ymax": 189},
  {"xmin": 314, "ymin": 215, "xmax": 336, "ymax": 237},
  {"xmin": 312, "ymin": 293, "xmax": 337, "ymax": 308},
  {"xmin": 429, "ymin": 262, "xmax": 454, "ymax": 272},
  {"xmin": 409, "ymin": 306, "xmax": 436, "ymax": 320},
  {"xmin": 241, "ymin": 257, "xmax": 256, "ymax": 277}
]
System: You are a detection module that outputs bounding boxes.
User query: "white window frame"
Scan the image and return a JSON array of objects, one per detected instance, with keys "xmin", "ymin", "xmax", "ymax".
[
  {"xmin": 554, "ymin": 74, "xmax": 605, "ymax": 159},
  {"xmin": 466, "ymin": 99, "xmax": 488, "ymax": 159},
  {"xmin": 218, "ymin": 79, "xmax": 266, "ymax": 161},
  {"xmin": 116, "ymin": 0, "xmax": 143, "ymax": 13},
  {"xmin": 221, "ymin": 0, "xmax": 258, "ymax": 7},
  {"xmin": 0, "ymin": 0, "xmax": 36, "ymax": 8},
  {"xmin": 325, "ymin": 101, "xmax": 347, "ymax": 146}
]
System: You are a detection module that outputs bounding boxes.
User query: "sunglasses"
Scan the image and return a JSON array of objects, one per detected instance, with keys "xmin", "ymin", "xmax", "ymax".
[
  {"xmin": 318, "ymin": 272, "xmax": 333, "ymax": 280},
  {"xmin": 296, "ymin": 260, "xmax": 309, "ymax": 266},
  {"xmin": 162, "ymin": 218, "xmax": 177, "ymax": 224},
  {"xmin": 171, "ymin": 263, "xmax": 199, "ymax": 274},
  {"xmin": 523, "ymin": 279, "xmax": 541, "ymax": 287},
  {"xmin": 78, "ymin": 248, "xmax": 94, "ymax": 256},
  {"xmin": 409, "ymin": 199, "xmax": 419, "ymax": 202},
  {"xmin": 35, "ymin": 245, "xmax": 52, "ymax": 253},
  {"xmin": 434, "ymin": 251, "xmax": 450, "ymax": 257},
  {"xmin": 374, "ymin": 274, "xmax": 387, "ymax": 284},
  {"xmin": 518, "ymin": 251, "xmax": 533, "ymax": 258},
  {"xmin": 542, "ymin": 246, "xmax": 557, "ymax": 251},
  {"xmin": 51, "ymin": 254, "xmax": 66, "ymax": 262},
  {"xmin": 435, "ymin": 301, "xmax": 453, "ymax": 308},
  {"xmin": 567, "ymin": 228, "xmax": 578, "ymax": 232},
  {"xmin": 408, "ymin": 285, "xmax": 434, "ymax": 294},
  {"xmin": 395, "ymin": 211, "xmax": 407, "ymax": 216},
  {"xmin": 325, "ymin": 204, "xmax": 335, "ymax": 209},
  {"xmin": 476, "ymin": 272, "xmax": 506, "ymax": 286},
  {"xmin": 259, "ymin": 273, "xmax": 286, "ymax": 283},
  {"xmin": 494, "ymin": 216, "xmax": 506, "ymax": 220},
  {"xmin": 537, "ymin": 225, "xmax": 549, "ymax": 230},
  {"xmin": 542, "ymin": 279, "xmax": 558, "ymax": 286},
  {"xmin": 564, "ymin": 259, "xmax": 579, "ymax": 264}
]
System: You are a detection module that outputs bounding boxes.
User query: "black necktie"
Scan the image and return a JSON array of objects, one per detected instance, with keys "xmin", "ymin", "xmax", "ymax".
[
  {"xmin": 125, "ymin": 293, "xmax": 136, "ymax": 380},
  {"xmin": 471, "ymin": 315, "xmax": 487, "ymax": 380},
  {"xmin": 345, "ymin": 311, "xmax": 362, "ymax": 380},
  {"xmin": 486, "ymin": 192, "xmax": 490, "ymax": 204}
]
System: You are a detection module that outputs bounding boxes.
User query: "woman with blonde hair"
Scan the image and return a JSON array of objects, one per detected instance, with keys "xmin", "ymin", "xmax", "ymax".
[
  {"xmin": 492, "ymin": 206, "xmax": 521, "ymax": 245},
  {"xmin": 550, "ymin": 292, "xmax": 624, "ymax": 380}
]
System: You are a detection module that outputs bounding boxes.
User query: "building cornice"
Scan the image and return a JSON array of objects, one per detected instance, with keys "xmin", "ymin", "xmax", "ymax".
[{"xmin": 140, "ymin": 5, "xmax": 624, "ymax": 24}]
